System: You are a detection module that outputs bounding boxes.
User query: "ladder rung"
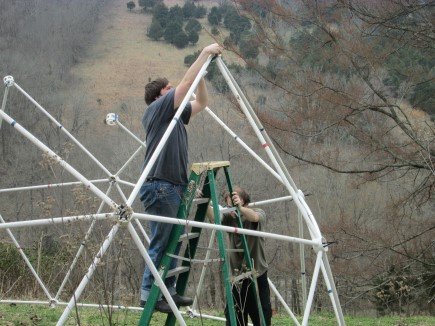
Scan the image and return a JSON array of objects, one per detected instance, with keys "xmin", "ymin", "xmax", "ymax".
[
  {"xmin": 219, "ymin": 207, "xmax": 237, "ymax": 214},
  {"xmin": 178, "ymin": 232, "xmax": 199, "ymax": 241},
  {"xmin": 192, "ymin": 198, "xmax": 209, "ymax": 205},
  {"xmin": 196, "ymin": 246, "xmax": 244, "ymax": 253},
  {"xmin": 167, "ymin": 254, "xmax": 223, "ymax": 264},
  {"xmin": 166, "ymin": 266, "xmax": 189, "ymax": 278},
  {"xmin": 191, "ymin": 161, "xmax": 230, "ymax": 174},
  {"xmin": 232, "ymin": 271, "xmax": 255, "ymax": 283}
]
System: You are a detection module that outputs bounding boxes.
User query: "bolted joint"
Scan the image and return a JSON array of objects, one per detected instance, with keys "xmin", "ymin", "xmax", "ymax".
[
  {"xmin": 117, "ymin": 204, "xmax": 133, "ymax": 222},
  {"xmin": 108, "ymin": 175, "xmax": 117, "ymax": 184},
  {"xmin": 104, "ymin": 113, "xmax": 119, "ymax": 126},
  {"xmin": 49, "ymin": 298, "xmax": 58, "ymax": 308},
  {"xmin": 313, "ymin": 237, "xmax": 326, "ymax": 253},
  {"xmin": 3, "ymin": 76, "xmax": 14, "ymax": 87}
]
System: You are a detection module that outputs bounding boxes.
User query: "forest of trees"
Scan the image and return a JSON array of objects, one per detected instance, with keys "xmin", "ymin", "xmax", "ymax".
[{"xmin": 0, "ymin": 0, "xmax": 433, "ymax": 321}]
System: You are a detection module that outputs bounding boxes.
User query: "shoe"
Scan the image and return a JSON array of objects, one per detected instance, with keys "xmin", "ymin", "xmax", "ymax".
[
  {"xmin": 170, "ymin": 293, "xmax": 193, "ymax": 306},
  {"xmin": 139, "ymin": 300, "xmax": 172, "ymax": 313},
  {"xmin": 155, "ymin": 300, "xmax": 172, "ymax": 313}
]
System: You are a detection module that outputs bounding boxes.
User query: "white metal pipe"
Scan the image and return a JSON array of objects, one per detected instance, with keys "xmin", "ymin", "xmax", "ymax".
[
  {"xmin": 13, "ymin": 82, "xmax": 113, "ymax": 177},
  {"xmin": 116, "ymin": 120, "xmax": 147, "ymax": 148},
  {"xmin": 126, "ymin": 55, "xmax": 214, "ymax": 207},
  {"xmin": 127, "ymin": 222, "xmax": 186, "ymax": 326},
  {"xmin": 322, "ymin": 253, "xmax": 346, "ymax": 326},
  {"xmin": 0, "ymin": 85, "xmax": 9, "ymax": 129},
  {"xmin": 115, "ymin": 146, "xmax": 143, "ymax": 177},
  {"xmin": 185, "ymin": 310, "xmax": 227, "ymax": 322},
  {"xmin": 0, "ymin": 109, "xmax": 118, "ymax": 210},
  {"xmin": 204, "ymin": 107, "xmax": 282, "ymax": 182},
  {"xmin": 0, "ymin": 179, "xmax": 108, "ymax": 194},
  {"xmin": 56, "ymin": 224, "xmax": 121, "ymax": 326},
  {"xmin": 218, "ymin": 61, "xmax": 299, "ymax": 191},
  {"xmin": 0, "ymin": 214, "xmax": 53, "ymax": 301},
  {"xmin": 302, "ymin": 251, "xmax": 323, "ymax": 326},
  {"xmin": 249, "ymin": 195, "xmax": 293, "ymax": 207},
  {"xmin": 190, "ymin": 91, "xmax": 282, "ymax": 182},
  {"xmin": 114, "ymin": 182, "xmax": 150, "ymax": 245},
  {"xmin": 320, "ymin": 259, "xmax": 341, "ymax": 325},
  {"xmin": 0, "ymin": 213, "xmax": 113, "ymax": 230},
  {"xmin": 133, "ymin": 212, "xmax": 320, "ymax": 247},
  {"xmin": 0, "ymin": 299, "xmax": 144, "ymax": 311},
  {"xmin": 268, "ymin": 278, "xmax": 300, "ymax": 325},
  {"xmin": 221, "ymin": 60, "xmax": 324, "ymax": 245},
  {"xmin": 55, "ymin": 185, "xmax": 114, "ymax": 300},
  {"xmin": 192, "ymin": 229, "xmax": 216, "ymax": 311},
  {"xmin": 116, "ymin": 179, "xmax": 135, "ymax": 187},
  {"xmin": 216, "ymin": 58, "xmax": 321, "ymax": 239},
  {"xmin": 298, "ymin": 210, "xmax": 308, "ymax": 307}
]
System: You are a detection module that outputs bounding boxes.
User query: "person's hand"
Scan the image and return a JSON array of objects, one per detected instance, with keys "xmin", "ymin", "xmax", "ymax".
[
  {"xmin": 203, "ymin": 43, "xmax": 223, "ymax": 56},
  {"xmin": 232, "ymin": 192, "xmax": 243, "ymax": 207}
]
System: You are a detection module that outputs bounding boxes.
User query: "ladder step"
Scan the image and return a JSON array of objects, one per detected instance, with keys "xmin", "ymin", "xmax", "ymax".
[
  {"xmin": 167, "ymin": 254, "xmax": 223, "ymax": 264},
  {"xmin": 192, "ymin": 197, "xmax": 209, "ymax": 205},
  {"xmin": 166, "ymin": 266, "xmax": 189, "ymax": 278},
  {"xmin": 178, "ymin": 232, "xmax": 199, "ymax": 241},
  {"xmin": 231, "ymin": 271, "xmax": 255, "ymax": 283},
  {"xmin": 219, "ymin": 207, "xmax": 237, "ymax": 214},
  {"xmin": 191, "ymin": 161, "xmax": 230, "ymax": 175},
  {"xmin": 197, "ymin": 246, "xmax": 244, "ymax": 253}
]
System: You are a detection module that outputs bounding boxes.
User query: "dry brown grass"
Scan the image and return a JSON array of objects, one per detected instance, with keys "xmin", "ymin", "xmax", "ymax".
[{"xmin": 69, "ymin": 0, "xmax": 221, "ymax": 114}]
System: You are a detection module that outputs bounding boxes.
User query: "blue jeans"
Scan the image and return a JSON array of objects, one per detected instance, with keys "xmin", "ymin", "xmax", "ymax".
[{"xmin": 140, "ymin": 179, "xmax": 185, "ymax": 302}]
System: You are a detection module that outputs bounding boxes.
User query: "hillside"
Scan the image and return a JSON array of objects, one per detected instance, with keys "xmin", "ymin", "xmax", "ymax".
[{"xmin": 68, "ymin": 0, "xmax": 219, "ymax": 127}]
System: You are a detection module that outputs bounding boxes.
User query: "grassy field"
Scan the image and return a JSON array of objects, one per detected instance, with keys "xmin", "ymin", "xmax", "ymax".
[{"xmin": 0, "ymin": 303, "xmax": 434, "ymax": 326}]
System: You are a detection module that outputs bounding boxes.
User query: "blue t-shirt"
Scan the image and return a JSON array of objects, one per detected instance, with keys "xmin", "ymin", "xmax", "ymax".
[{"xmin": 142, "ymin": 88, "xmax": 192, "ymax": 185}]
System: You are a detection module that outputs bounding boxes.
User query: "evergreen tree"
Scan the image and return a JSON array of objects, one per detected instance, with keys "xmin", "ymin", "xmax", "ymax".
[
  {"xmin": 153, "ymin": 2, "xmax": 168, "ymax": 27},
  {"xmin": 168, "ymin": 4, "xmax": 184, "ymax": 25},
  {"xmin": 127, "ymin": 1, "xmax": 136, "ymax": 12},
  {"xmin": 188, "ymin": 30, "xmax": 199, "ymax": 45},
  {"xmin": 185, "ymin": 18, "xmax": 201, "ymax": 34},
  {"xmin": 164, "ymin": 21, "xmax": 182, "ymax": 44},
  {"xmin": 194, "ymin": 5, "xmax": 207, "ymax": 18},
  {"xmin": 173, "ymin": 30, "xmax": 189, "ymax": 49},
  {"xmin": 239, "ymin": 31, "xmax": 259, "ymax": 59},
  {"xmin": 147, "ymin": 19, "xmax": 164, "ymax": 41},
  {"xmin": 182, "ymin": 1, "xmax": 196, "ymax": 19},
  {"xmin": 208, "ymin": 7, "xmax": 222, "ymax": 26}
]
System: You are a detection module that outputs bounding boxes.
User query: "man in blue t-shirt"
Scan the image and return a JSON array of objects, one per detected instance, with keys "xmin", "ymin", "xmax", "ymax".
[{"xmin": 139, "ymin": 43, "xmax": 223, "ymax": 313}]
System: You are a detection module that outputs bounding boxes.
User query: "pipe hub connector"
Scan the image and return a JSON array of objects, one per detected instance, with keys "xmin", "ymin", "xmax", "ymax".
[{"xmin": 3, "ymin": 76, "xmax": 14, "ymax": 87}]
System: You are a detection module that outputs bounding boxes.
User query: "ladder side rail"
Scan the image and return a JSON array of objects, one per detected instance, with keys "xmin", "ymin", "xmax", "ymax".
[
  {"xmin": 166, "ymin": 171, "xmax": 214, "ymax": 326},
  {"xmin": 128, "ymin": 223, "xmax": 186, "ymax": 326},
  {"xmin": 142, "ymin": 172, "xmax": 201, "ymax": 322},
  {"xmin": 208, "ymin": 169, "xmax": 238, "ymax": 326},
  {"xmin": 224, "ymin": 166, "xmax": 267, "ymax": 326}
]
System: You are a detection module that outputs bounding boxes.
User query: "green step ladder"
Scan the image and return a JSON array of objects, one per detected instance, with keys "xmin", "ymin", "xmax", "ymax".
[{"xmin": 139, "ymin": 161, "xmax": 266, "ymax": 326}]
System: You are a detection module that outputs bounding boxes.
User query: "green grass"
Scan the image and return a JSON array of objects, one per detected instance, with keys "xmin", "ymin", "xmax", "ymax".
[{"xmin": 0, "ymin": 303, "xmax": 434, "ymax": 325}]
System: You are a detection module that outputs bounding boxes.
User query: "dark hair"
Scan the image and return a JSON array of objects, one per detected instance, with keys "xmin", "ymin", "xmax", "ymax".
[
  {"xmin": 223, "ymin": 186, "xmax": 251, "ymax": 206},
  {"xmin": 144, "ymin": 77, "xmax": 169, "ymax": 105}
]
